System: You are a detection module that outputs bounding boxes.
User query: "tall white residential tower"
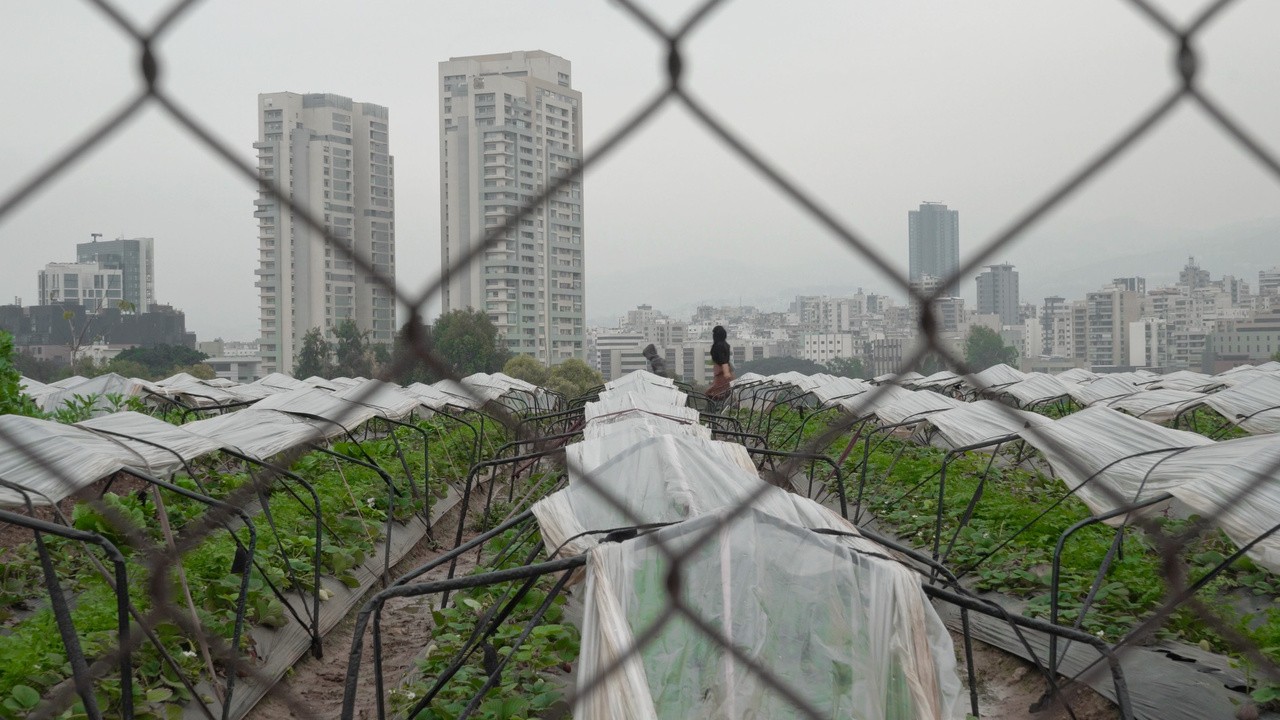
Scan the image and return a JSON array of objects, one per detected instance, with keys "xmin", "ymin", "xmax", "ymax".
[
  {"xmin": 439, "ymin": 51, "xmax": 585, "ymax": 364},
  {"xmin": 254, "ymin": 92, "xmax": 396, "ymax": 375}
]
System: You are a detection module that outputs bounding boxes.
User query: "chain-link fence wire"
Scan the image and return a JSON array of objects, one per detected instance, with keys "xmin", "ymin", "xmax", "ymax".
[{"xmin": 3, "ymin": 0, "xmax": 1280, "ymax": 717}]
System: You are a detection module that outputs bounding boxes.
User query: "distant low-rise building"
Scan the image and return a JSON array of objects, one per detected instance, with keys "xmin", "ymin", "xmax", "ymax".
[{"xmin": 0, "ymin": 303, "xmax": 195, "ymax": 366}]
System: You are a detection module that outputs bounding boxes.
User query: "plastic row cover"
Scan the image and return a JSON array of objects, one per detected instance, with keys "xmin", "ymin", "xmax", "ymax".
[
  {"xmin": 963, "ymin": 363, "xmax": 1026, "ymax": 392},
  {"xmin": 577, "ymin": 510, "xmax": 960, "ymax": 719},
  {"xmin": 915, "ymin": 400, "xmax": 1050, "ymax": 450},
  {"xmin": 1017, "ymin": 406, "xmax": 1213, "ymax": 519},
  {"xmin": 0, "ymin": 415, "xmax": 148, "ymax": 507},
  {"xmin": 871, "ymin": 391, "xmax": 964, "ymax": 428},
  {"xmin": 1067, "ymin": 375, "xmax": 1142, "ymax": 406},
  {"xmin": 535, "ymin": 370, "xmax": 963, "ymax": 718},
  {"xmin": 1100, "ymin": 388, "xmax": 1206, "ymax": 424},
  {"xmin": 998, "ymin": 373, "xmax": 1077, "ymax": 408},
  {"xmin": 1202, "ymin": 374, "xmax": 1280, "ymax": 435}
]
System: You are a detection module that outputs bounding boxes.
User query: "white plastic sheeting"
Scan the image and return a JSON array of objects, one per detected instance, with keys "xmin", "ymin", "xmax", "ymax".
[
  {"xmin": 1201, "ymin": 374, "xmax": 1280, "ymax": 434},
  {"xmin": 403, "ymin": 382, "xmax": 467, "ymax": 411},
  {"xmin": 964, "ymin": 364, "xmax": 1026, "ymax": 392},
  {"xmin": 538, "ymin": 369, "xmax": 963, "ymax": 719},
  {"xmin": 1018, "ymin": 406, "xmax": 1213, "ymax": 517},
  {"xmin": 575, "ymin": 510, "xmax": 961, "ymax": 719},
  {"xmin": 1100, "ymin": 389, "xmax": 1207, "ymax": 424},
  {"xmin": 182, "ymin": 409, "xmax": 326, "ymax": 460},
  {"xmin": 251, "ymin": 373, "xmax": 311, "ymax": 392},
  {"xmin": 584, "ymin": 391, "xmax": 698, "ymax": 426},
  {"xmin": 1068, "ymin": 375, "xmax": 1142, "ymax": 406},
  {"xmin": 1139, "ymin": 434, "xmax": 1280, "ymax": 572},
  {"xmin": 912, "ymin": 371, "xmax": 963, "ymax": 390},
  {"xmin": 915, "ymin": 400, "xmax": 1050, "ymax": 449},
  {"xmin": 36, "ymin": 372, "xmax": 149, "ymax": 413},
  {"xmin": 1056, "ymin": 368, "xmax": 1098, "ymax": 384},
  {"xmin": 872, "ymin": 391, "xmax": 965, "ymax": 427},
  {"xmin": 810, "ymin": 376, "xmax": 871, "ymax": 406},
  {"xmin": 874, "ymin": 371, "xmax": 925, "ymax": 385},
  {"xmin": 1208, "ymin": 367, "xmax": 1280, "ymax": 389},
  {"xmin": 998, "ymin": 373, "xmax": 1076, "ymax": 408},
  {"xmin": 607, "ymin": 369, "xmax": 676, "ymax": 391},
  {"xmin": 332, "ymin": 379, "xmax": 422, "ymax": 420},
  {"xmin": 835, "ymin": 384, "xmax": 914, "ymax": 419},
  {"xmin": 582, "ymin": 413, "xmax": 710, "ymax": 442},
  {"xmin": 0, "ymin": 416, "xmax": 147, "ymax": 507},
  {"xmin": 435, "ymin": 378, "xmax": 501, "ymax": 407},
  {"xmin": 252, "ymin": 387, "xmax": 378, "ymax": 432},
  {"xmin": 1144, "ymin": 370, "xmax": 1212, "ymax": 392},
  {"xmin": 77, "ymin": 411, "xmax": 226, "ymax": 477}
]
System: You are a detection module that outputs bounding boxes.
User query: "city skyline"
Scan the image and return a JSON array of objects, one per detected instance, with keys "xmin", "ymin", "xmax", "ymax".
[{"xmin": 4, "ymin": 2, "xmax": 1280, "ymax": 342}]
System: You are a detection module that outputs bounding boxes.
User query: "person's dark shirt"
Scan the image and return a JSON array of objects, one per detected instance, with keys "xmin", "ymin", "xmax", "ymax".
[{"xmin": 711, "ymin": 340, "xmax": 731, "ymax": 366}]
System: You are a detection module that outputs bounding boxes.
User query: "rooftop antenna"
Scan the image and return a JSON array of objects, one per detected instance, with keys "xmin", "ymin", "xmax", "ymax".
[{"xmin": 90, "ymin": 232, "xmax": 102, "ymax": 243}]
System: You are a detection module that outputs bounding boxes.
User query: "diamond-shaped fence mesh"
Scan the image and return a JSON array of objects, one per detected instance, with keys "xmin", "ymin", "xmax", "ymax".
[{"xmin": 3, "ymin": 1, "xmax": 1280, "ymax": 719}]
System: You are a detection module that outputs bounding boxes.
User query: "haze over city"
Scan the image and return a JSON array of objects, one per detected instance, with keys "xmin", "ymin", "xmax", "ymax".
[{"xmin": 3, "ymin": 0, "xmax": 1280, "ymax": 341}]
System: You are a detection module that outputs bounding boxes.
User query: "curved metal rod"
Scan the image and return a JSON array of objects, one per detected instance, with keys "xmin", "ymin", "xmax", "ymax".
[
  {"xmin": 338, "ymin": 546, "xmax": 578, "ymax": 720},
  {"xmin": 744, "ymin": 447, "xmax": 846, "ymax": 519},
  {"xmin": 1048, "ymin": 493, "xmax": 1173, "ymax": 679}
]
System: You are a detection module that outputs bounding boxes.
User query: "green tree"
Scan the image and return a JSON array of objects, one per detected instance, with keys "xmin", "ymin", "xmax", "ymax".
[
  {"xmin": 432, "ymin": 309, "xmax": 511, "ymax": 377},
  {"xmin": 736, "ymin": 356, "xmax": 828, "ymax": 376},
  {"xmin": 964, "ymin": 325, "xmax": 1018, "ymax": 372},
  {"xmin": 0, "ymin": 330, "xmax": 42, "ymax": 417},
  {"xmin": 1272, "ymin": 349, "xmax": 1280, "ymax": 363},
  {"xmin": 295, "ymin": 327, "xmax": 331, "ymax": 379},
  {"xmin": 113, "ymin": 344, "xmax": 209, "ymax": 378},
  {"xmin": 102, "ymin": 358, "xmax": 151, "ymax": 379},
  {"xmin": 387, "ymin": 314, "xmax": 436, "ymax": 385},
  {"xmin": 502, "ymin": 354, "xmax": 550, "ymax": 387},
  {"xmin": 824, "ymin": 356, "xmax": 867, "ymax": 379},
  {"xmin": 546, "ymin": 358, "xmax": 602, "ymax": 399},
  {"xmin": 174, "ymin": 363, "xmax": 217, "ymax": 380},
  {"xmin": 333, "ymin": 319, "xmax": 373, "ymax": 377},
  {"xmin": 11, "ymin": 351, "xmax": 60, "ymax": 384}
]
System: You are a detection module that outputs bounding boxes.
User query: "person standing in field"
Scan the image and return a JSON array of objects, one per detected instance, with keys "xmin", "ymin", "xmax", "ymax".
[
  {"xmin": 642, "ymin": 343, "xmax": 666, "ymax": 377},
  {"xmin": 706, "ymin": 325, "xmax": 733, "ymax": 404}
]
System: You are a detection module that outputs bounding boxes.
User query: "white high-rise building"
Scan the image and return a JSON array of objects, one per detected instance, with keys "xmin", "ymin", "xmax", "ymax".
[
  {"xmin": 439, "ymin": 51, "xmax": 585, "ymax": 364},
  {"xmin": 254, "ymin": 92, "xmax": 396, "ymax": 375},
  {"xmin": 37, "ymin": 262, "xmax": 123, "ymax": 310}
]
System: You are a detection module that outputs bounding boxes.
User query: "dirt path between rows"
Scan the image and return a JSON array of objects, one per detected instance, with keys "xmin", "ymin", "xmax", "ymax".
[{"xmin": 246, "ymin": 521, "xmax": 485, "ymax": 720}]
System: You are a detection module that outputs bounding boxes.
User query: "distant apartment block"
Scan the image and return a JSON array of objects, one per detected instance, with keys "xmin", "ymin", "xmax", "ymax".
[
  {"xmin": 908, "ymin": 202, "xmax": 960, "ymax": 297},
  {"xmin": 254, "ymin": 92, "xmax": 396, "ymax": 375},
  {"xmin": 76, "ymin": 236, "xmax": 154, "ymax": 312},
  {"xmin": 975, "ymin": 263, "xmax": 1019, "ymax": 327},
  {"xmin": 801, "ymin": 332, "xmax": 857, "ymax": 364},
  {"xmin": 439, "ymin": 51, "xmax": 585, "ymax": 364},
  {"xmin": 37, "ymin": 262, "xmax": 123, "ymax": 310},
  {"xmin": 1085, "ymin": 283, "xmax": 1143, "ymax": 368},
  {"xmin": 908, "ymin": 275, "xmax": 964, "ymax": 336},
  {"xmin": 1259, "ymin": 266, "xmax": 1280, "ymax": 297}
]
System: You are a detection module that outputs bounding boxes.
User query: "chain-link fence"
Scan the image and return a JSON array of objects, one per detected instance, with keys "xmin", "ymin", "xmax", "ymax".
[{"xmin": 4, "ymin": 0, "xmax": 1280, "ymax": 718}]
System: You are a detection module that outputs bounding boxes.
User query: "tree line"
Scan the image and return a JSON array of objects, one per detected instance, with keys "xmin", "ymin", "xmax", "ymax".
[{"xmin": 298, "ymin": 310, "xmax": 603, "ymax": 397}]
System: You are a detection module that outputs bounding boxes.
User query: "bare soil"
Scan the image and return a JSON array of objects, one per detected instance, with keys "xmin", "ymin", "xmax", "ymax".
[
  {"xmin": 963, "ymin": 633, "xmax": 1119, "ymax": 720},
  {"xmin": 246, "ymin": 516, "xmax": 483, "ymax": 719}
]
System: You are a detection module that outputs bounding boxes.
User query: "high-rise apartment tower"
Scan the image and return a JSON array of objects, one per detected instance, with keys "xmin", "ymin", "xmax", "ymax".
[
  {"xmin": 908, "ymin": 202, "xmax": 960, "ymax": 298},
  {"xmin": 253, "ymin": 92, "xmax": 396, "ymax": 375},
  {"xmin": 439, "ymin": 51, "xmax": 585, "ymax": 364},
  {"xmin": 975, "ymin": 263, "xmax": 1020, "ymax": 327}
]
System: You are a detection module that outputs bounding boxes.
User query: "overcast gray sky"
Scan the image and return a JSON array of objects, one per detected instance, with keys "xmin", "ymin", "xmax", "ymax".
[{"xmin": 3, "ymin": 0, "xmax": 1279, "ymax": 339}]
